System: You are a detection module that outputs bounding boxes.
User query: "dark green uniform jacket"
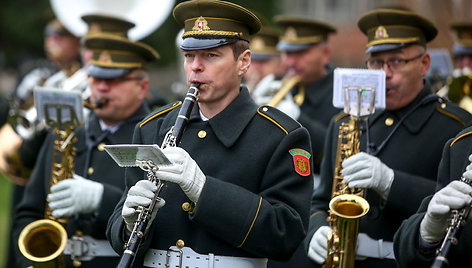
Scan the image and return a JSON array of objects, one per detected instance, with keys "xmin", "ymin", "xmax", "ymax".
[
  {"xmin": 394, "ymin": 126, "xmax": 472, "ymax": 267},
  {"xmin": 307, "ymin": 82, "xmax": 472, "ymax": 268},
  {"xmin": 13, "ymin": 104, "xmax": 149, "ymax": 268},
  {"xmin": 106, "ymin": 87, "xmax": 314, "ymax": 265},
  {"xmin": 296, "ymin": 65, "xmax": 342, "ymax": 173}
]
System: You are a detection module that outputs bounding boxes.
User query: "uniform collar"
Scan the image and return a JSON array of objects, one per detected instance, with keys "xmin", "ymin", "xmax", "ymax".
[
  {"xmin": 190, "ymin": 87, "xmax": 258, "ymax": 147},
  {"xmin": 369, "ymin": 81, "xmax": 437, "ymax": 134},
  {"xmin": 87, "ymin": 103, "xmax": 149, "ymax": 138}
]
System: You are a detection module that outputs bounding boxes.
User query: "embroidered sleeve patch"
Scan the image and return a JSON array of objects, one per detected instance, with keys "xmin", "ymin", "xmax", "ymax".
[{"xmin": 289, "ymin": 148, "xmax": 311, "ymax": 176}]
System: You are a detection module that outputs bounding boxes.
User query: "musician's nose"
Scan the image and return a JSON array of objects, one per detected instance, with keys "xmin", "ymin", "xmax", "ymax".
[{"xmin": 191, "ymin": 56, "xmax": 204, "ymax": 72}]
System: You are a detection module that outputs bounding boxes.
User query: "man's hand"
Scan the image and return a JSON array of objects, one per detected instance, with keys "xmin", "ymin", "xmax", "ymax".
[
  {"xmin": 155, "ymin": 147, "xmax": 206, "ymax": 202},
  {"xmin": 342, "ymin": 152, "xmax": 394, "ymax": 200},
  {"xmin": 308, "ymin": 226, "xmax": 331, "ymax": 264},
  {"xmin": 48, "ymin": 174, "xmax": 104, "ymax": 218},
  {"xmin": 122, "ymin": 180, "xmax": 165, "ymax": 233},
  {"xmin": 420, "ymin": 180, "xmax": 472, "ymax": 243}
]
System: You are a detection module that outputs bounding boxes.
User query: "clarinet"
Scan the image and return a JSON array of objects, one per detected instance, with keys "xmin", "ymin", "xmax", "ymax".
[
  {"xmin": 117, "ymin": 83, "xmax": 200, "ymax": 268},
  {"xmin": 431, "ymin": 176, "xmax": 472, "ymax": 268}
]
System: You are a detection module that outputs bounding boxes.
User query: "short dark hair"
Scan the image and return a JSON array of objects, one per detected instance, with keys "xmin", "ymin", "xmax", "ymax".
[{"xmin": 230, "ymin": 40, "xmax": 250, "ymax": 59}]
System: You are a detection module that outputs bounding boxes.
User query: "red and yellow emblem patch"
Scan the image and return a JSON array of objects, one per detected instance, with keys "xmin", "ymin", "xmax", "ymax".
[{"xmin": 289, "ymin": 149, "xmax": 311, "ymax": 176}]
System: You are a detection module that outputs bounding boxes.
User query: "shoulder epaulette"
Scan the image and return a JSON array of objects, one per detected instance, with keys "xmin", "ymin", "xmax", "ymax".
[
  {"xmin": 139, "ymin": 101, "xmax": 181, "ymax": 128},
  {"xmin": 450, "ymin": 129, "xmax": 472, "ymax": 147},
  {"xmin": 257, "ymin": 105, "xmax": 301, "ymax": 135},
  {"xmin": 334, "ymin": 113, "xmax": 349, "ymax": 123},
  {"xmin": 436, "ymin": 101, "xmax": 471, "ymax": 127}
]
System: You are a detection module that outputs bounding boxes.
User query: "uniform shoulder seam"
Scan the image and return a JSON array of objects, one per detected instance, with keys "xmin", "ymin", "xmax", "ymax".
[
  {"xmin": 139, "ymin": 101, "xmax": 181, "ymax": 128},
  {"xmin": 450, "ymin": 131, "xmax": 472, "ymax": 147},
  {"xmin": 436, "ymin": 105, "xmax": 467, "ymax": 126},
  {"xmin": 257, "ymin": 105, "xmax": 301, "ymax": 135},
  {"xmin": 334, "ymin": 113, "xmax": 349, "ymax": 123}
]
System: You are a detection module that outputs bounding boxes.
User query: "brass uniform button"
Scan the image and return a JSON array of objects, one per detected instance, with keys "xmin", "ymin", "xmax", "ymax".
[
  {"xmin": 182, "ymin": 202, "xmax": 191, "ymax": 212},
  {"xmin": 98, "ymin": 142, "xmax": 106, "ymax": 151},
  {"xmin": 176, "ymin": 239, "xmax": 185, "ymax": 249},
  {"xmin": 385, "ymin": 117, "xmax": 394, "ymax": 126},
  {"xmin": 441, "ymin": 103, "xmax": 446, "ymax": 109},
  {"xmin": 198, "ymin": 130, "xmax": 207, "ymax": 139},
  {"xmin": 88, "ymin": 167, "xmax": 94, "ymax": 175}
]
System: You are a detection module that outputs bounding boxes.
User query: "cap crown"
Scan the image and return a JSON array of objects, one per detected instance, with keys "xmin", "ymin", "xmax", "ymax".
[
  {"xmin": 173, "ymin": 0, "xmax": 261, "ymax": 42},
  {"xmin": 250, "ymin": 27, "xmax": 280, "ymax": 56},
  {"xmin": 85, "ymin": 34, "xmax": 159, "ymax": 69},
  {"xmin": 81, "ymin": 14, "xmax": 136, "ymax": 38},
  {"xmin": 358, "ymin": 9, "xmax": 437, "ymax": 51},
  {"xmin": 274, "ymin": 15, "xmax": 336, "ymax": 45}
]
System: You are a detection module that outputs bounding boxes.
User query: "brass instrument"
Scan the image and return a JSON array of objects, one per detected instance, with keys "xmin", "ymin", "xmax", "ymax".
[
  {"xmin": 447, "ymin": 72, "xmax": 472, "ymax": 113},
  {"xmin": 18, "ymin": 104, "xmax": 80, "ymax": 268},
  {"xmin": 324, "ymin": 116, "xmax": 370, "ymax": 268},
  {"xmin": 267, "ymin": 76, "xmax": 302, "ymax": 107}
]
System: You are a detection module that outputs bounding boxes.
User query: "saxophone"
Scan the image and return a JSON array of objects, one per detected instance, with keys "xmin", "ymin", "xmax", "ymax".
[
  {"xmin": 324, "ymin": 115, "xmax": 370, "ymax": 268},
  {"xmin": 18, "ymin": 104, "xmax": 80, "ymax": 268}
]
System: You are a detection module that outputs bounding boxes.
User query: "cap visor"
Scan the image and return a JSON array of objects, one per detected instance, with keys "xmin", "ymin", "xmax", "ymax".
[
  {"xmin": 180, "ymin": 37, "xmax": 236, "ymax": 50},
  {"xmin": 251, "ymin": 52, "xmax": 279, "ymax": 61},
  {"xmin": 366, "ymin": 43, "xmax": 408, "ymax": 54},
  {"xmin": 276, "ymin": 41, "xmax": 313, "ymax": 52},
  {"xmin": 88, "ymin": 65, "xmax": 132, "ymax": 79}
]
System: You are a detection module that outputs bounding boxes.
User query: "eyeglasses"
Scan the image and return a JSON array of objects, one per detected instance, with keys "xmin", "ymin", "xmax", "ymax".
[
  {"xmin": 90, "ymin": 76, "xmax": 143, "ymax": 85},
  {"xmin": 365, "ymin": 52, "xmax": 425, "ymax": 71}
]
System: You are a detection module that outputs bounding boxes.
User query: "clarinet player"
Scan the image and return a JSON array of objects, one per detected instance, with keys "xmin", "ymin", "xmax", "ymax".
[
  {"xmin": 394, "ymin": 129, "xmax": 472, "ymax": 268},
  {"xmin": 106, "ymin": 1, "xmax": 313, "ymax": 268}
]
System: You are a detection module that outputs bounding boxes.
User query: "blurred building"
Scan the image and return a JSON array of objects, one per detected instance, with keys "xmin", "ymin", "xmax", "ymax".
[{"xmin": 276, "ymin": 0, "xmax": 472, "ymax": 68}]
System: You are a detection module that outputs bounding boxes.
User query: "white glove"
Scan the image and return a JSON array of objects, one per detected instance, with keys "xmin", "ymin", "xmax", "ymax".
[
  {"xmin": 275, "ymin": 93, "xmax": 301, "ymax": 120},
  {"xmin": 122, "ymin": 180, "xmax": 166, "ymax": 233},
  {"xmin": 308, "ymin": 225, "xmax": 331, "ymax": 264},
  {"xmin": 420, "ymin": 179, "xmax": 472, "ymax": 243},
  {"xmin": 342, "ymin": 152, "xmax": 394, "ymax": 200},
  {"xmin": 155, "ymin": 147, "xmax": 206, "ymax": 202},
  {"xmin": 252, "ymin": 74, "xmax": 281, "ymax": 105},
  {"xmin": 48, "ymin": 174, "xmax": 104, "ymax": 218}
]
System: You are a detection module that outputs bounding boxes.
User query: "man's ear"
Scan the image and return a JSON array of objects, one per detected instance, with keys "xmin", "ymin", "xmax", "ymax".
[
  {"xmin": 238, "ymin": 49, "xmax": 251, "ymax": 76},
  {"xmin": 138, "ymin": 78, "xmax": 150, "ymax": 100},
  {"xmin": 420, "ymin": 52, "xmax": 431, "ymax": 77}
]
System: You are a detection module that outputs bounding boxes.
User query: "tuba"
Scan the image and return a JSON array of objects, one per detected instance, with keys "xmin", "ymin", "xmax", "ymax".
[{"xmin": 18, "ymin": 103, "xmax": 80, "ymax": 268}]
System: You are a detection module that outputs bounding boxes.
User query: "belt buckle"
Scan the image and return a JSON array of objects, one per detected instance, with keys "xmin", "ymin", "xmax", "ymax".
[{"xmin": 166, "ymin": 247, "xmax": 183, "ymax": 268}]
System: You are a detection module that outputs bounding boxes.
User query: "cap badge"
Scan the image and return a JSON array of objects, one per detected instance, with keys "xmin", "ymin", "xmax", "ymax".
[
  {"xmin": 375, "ymin": 26, "xmax": 389, "ymax": 39},
  {"xmin": 251, "ymin": 36, "xmax": 265, "ymax": 50},
  {"xmin": 284, "ymin": 26, "xmax": 298, "ymax": 39},
  {"xmin": 193, "ymin": 16, "xmax": 210, "ymax": 31},
  {"xmin": 99, "ymin": 51, "xmax": 112, "ymax": 64},
  {"xmin": 89, "ymin": 23, "xmax": 101, "ymax": 34},
  {"xmin": 289, "ymin": 148, "xmax": 311, "ymax": 176}
]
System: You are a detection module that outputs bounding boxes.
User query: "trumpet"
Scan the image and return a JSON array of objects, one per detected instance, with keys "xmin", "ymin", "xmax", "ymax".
[{"xmin": 267, "ymin": 76, "xmax": 301, "ymax": 107}]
